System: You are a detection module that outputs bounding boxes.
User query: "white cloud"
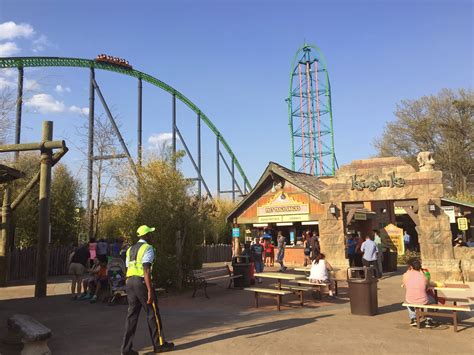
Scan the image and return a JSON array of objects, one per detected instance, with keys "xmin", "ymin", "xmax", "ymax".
[
  {"xmin": 0, "ymin": 76, "xmax": 15, "ymax": 90},
  {"xmin": 0, "ymin": 22, "xmax": 34, "ymax": 40},
  {"xmin": 69, "ymin": 105, "xmax": 89, "ymax": 115},
  {"xmin": 32, "ymin": 34, "xmax": 50, "ymax": 53},
  {"xmin": 25, "ymin": 93, "xmax": 66, "ymax": 114},
  {"xmin": 148, "ymin": 132, "xmax": 178, "ymax": 149},
  {"xmin": 0, "ymin": 42, "xmax": 20, "ymax": 56},
  {"xmin": 55, "ymin": 84, "xmax": 71, "ymax": 93}
]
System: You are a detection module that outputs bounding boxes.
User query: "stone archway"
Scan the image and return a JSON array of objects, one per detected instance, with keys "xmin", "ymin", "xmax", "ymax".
[{"xmin": 318, "ymin": 156, "xmax": 460, "ymax": 281}]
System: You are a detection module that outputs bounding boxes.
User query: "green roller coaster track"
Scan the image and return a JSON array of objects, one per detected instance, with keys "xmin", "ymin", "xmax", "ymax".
[{"xmin": 0, "ymin": 56, "xmax": 251, "ymax": 191}]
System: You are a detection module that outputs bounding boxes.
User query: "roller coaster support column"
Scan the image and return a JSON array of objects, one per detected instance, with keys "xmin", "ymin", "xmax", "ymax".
[
  {"xmin": 137, "ymin": 78, "xmax": 143, "ymax": 168},
  {"xmin": 172, "ymin": 93, "xmax": 177, "ymax": 168},
  {"xmin": 14, "ymin": 66, "xmax": 24, "ymax": 161},
  {"xmin": 197, "ymin": 113, "xmax": 201, "ymax": 196},
  {"xmin": 216, "ymin": 136, "xmax": 220, "ymax": 197},
  {"xmin": 231, "ymin": 158, "xmax": 235, "ymax": 202},
  {"xmin": 35, "ymin": 121, "xmax": 53, "ymax": 298},
  {"xmin": 87, "ymin": 68, "xmax": 95, "ymax": 240}
]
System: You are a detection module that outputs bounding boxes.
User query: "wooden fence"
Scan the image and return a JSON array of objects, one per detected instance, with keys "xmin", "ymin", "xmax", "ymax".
[
  {"xmin": 8, "ymin": 246, "xmax": 74, "ymax": 281},
  {"xmin": 201, "ymin": 244, "xmax": 232, "ymax": 263},
  {"xmin": 7, "ymin": 244, "xmax": 232, "ymax": 281}
]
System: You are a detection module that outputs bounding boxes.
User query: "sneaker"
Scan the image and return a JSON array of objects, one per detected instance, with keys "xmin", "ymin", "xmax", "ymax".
[
  {"xmin": 90, "ymin": 295, "xmax": 97, "ymax": 304},
  {"xmin": 154, "ymin": 342, "xmax": 175, "ymax": 353},
  {"xmin": 410, "ymin": 319, "xmax": 417, "ymax": 327},
  {"xmin": 424, "ymin": 319, "xmax": 436, "ymax": 328},
  {"xmin": 79, "ymin": 293, "xmax": 91, "ymax": 300}
]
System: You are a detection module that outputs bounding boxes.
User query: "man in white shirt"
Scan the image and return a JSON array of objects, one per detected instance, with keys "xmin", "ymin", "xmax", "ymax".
[
  {"xmin": 360, "ymin": 235, "xmax": 378, "ymax": 276},
  {"xmin": 373, "ymin": 230, "xmax": 383, "ymax": 278}
]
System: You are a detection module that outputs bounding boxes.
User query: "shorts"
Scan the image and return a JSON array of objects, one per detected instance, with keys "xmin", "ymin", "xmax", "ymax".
[
  {"xmin": 69, "ymin": 262, "xmax": 85, "ymax": 276},
  {"xmin": 265, "ymin": 252, "xmax": 272, "ymax": 258}
]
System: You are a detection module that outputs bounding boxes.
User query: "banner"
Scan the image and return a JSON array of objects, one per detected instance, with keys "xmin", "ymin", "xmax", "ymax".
[{"xmin": 381, "ymin": 224, "xmax": 405, "ymax": 255}]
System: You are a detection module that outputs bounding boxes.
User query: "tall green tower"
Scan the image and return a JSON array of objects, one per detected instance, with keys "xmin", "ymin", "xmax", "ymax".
[{"xmin": 287, "ymin": 44, "xmax": 336, "ymax": 176}]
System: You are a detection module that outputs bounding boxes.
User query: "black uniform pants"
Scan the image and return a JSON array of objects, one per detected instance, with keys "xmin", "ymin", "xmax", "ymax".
[{"xmin": 121, "ymin": 276, "xmax": 163, "ymax": 353}]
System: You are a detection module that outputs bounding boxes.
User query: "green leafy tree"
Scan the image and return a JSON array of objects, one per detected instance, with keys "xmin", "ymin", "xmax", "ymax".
[
  {"xmin": 374, "ymin": 88, "xmax": 474, "ymax": 196},
  {"xmin": 50, "ymin": 164, "xmax": 82, "ymax": 245}
]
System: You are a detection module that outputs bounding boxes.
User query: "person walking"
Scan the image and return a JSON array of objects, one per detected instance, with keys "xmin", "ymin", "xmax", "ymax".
[
  {"xmin": 346, "ymin": 234, "xmax": 357, "ymax": 267},
  {"xmin": 121, "ymin": 225, "xmax": 174, "ymax": 355},
  {"xmin": 373, "ymin": 230, "xmax": 384, "ymax": 278},
  {"xmin": 250, "ymin": 237, "xmax": 265, "ymax": 282},
  {"xmin": 276, "ymin": 231, "xmax": 287, "ymax": 272},
  {"xmin": 403, "ymin": 231, "xmax": 411, "ymax": 252},
  {"xmin": 360, "ymin": 235, "xmax": 378, "ymax": 275}
]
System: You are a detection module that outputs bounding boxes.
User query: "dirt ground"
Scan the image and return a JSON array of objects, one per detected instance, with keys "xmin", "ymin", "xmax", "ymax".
[{"xmin": 0, "ymin": 265, "xmax": 473, "ymax": 355}]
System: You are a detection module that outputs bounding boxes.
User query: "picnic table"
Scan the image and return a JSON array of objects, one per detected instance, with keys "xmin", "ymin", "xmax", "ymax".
[
  {"xmin": 255, "ymin": 272, "xmax": 306, "ymax": 290},
  {"xmin": 433, "ymin": 284, "xmax": 470, "ymax": 304}
]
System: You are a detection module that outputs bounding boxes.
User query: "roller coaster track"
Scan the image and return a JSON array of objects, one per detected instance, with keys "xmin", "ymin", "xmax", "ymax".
[{"xmin": 0, "ymin": 56, "xmax": 251, "ymax": 192}]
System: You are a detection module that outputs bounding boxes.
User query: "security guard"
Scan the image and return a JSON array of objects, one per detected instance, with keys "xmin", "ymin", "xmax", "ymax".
[{"xmin": 121, "ymin": 225, "xmax": 174, "ymax": 354}]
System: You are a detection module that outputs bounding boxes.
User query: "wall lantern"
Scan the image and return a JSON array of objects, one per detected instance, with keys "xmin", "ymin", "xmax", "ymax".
[
  {"xmin": 428, "ymin": 199, "xmax": 436, "ymax": 213},
  {"xmin": 329, "ymin": 203, "xmax": 337, "ymax": 215}
]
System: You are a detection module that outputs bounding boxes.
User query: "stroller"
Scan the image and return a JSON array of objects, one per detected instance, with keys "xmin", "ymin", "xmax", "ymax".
[{"xmin": 107, "ymin": 257, "xmax": 127, "ymax": 305}]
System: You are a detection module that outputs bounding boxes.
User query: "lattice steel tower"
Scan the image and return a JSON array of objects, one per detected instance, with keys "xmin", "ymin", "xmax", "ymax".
[{"xmin": 287, "ymin": 43, "xmax": 335, "ymax": 176}]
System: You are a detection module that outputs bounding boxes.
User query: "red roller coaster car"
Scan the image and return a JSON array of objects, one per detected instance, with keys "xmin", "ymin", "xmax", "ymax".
[{"xmin": 95, "ymin": 54, "xmax": 132, "ymax": 70}]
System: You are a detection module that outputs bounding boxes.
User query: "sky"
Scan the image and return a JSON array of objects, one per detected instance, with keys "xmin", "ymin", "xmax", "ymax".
[{"xmin": 0, "ymin": 0, "xmax": 472, "ymax": 198}]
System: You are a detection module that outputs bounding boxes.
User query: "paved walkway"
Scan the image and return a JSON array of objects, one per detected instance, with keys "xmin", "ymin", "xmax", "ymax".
[{"xmin": 0, "ymin": 266, "xmax": 473, "ymax": 354}]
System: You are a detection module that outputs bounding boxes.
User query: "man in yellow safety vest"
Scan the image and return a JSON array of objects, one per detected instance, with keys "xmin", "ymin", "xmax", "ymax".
[{"xmin": 121, "ymin": 225, "xmax": 174, "ymax": 354}]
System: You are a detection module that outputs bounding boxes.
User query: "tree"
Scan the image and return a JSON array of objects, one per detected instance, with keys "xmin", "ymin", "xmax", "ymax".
[
  {"xmin": 206, "ymin": 198, "xmax": 236, "ymax": 245},
  {"xmin": 50, "ymin": 164, "xmax": 82, "ymax": 245},
  {"xmin": 0, "ymin": 87, "xmax": 15, "ymax": 145},
  {"xmin": 374, "ymin": 88, "xmax": 474, "ymax": 196}
]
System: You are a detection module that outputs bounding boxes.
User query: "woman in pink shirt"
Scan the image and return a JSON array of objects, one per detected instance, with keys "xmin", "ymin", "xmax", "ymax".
[
  {"xmin": 88, "ymin": 238, "xmax": 97, "ymax": 267},
  {"xmin": 403, "ymin": 258, "xmax": 436, "ymax": 327}
]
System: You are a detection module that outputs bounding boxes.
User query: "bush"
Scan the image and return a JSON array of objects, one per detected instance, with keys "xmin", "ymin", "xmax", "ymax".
[{"xmin": 397, "ymin": 250, "xmax": 421, "ymax": 265}]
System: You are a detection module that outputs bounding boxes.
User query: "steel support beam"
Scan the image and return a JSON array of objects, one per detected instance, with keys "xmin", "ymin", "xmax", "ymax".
[
  {"xmin": 87, "ymin": 68, "xmax": 95, "ymax": 240},
  {"xmin": 137, "ymin": 78, "xmax": 143, "ymax": 167},
  {"xmin": 92, "ymin": 78, "xmax": 139, "ymax": 179},
  {"xmin": 197, "ymin": 113, "xmax": 201, "ymax": 197},
  {"xmin": 172, "ymin": 93, "xmax": 177, "ymax": 167},
  {"xmin": 14, "ymin": 66, "xmax": 23, "ymax": 161},
  {"xmin": 232, "ymin": 157, "xmax": 235, "ymax": 202},
  {"xmin": 92, "ymin": 154, "xmax": 127, "ymax": 161},
  {"xmin": 218, "ymin": 151, "xmax": 243, "ymax": 197},
  {"xmin": 216, "ymin": 136, "xmax": 220, "ymax": 198},
  {"xmin": 35, "ymin": 121, "xmax": 53, "ymax": 298},
  {"xmin": 175, "ymin": 126, "xmax": 212, "ymax": 198}
]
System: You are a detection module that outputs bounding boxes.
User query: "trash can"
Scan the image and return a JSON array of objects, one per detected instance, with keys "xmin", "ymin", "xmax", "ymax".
[
  {"xmin": 382, "ymin": 251, "xmax": 397, "ymax": 272},
  {"xmin": 232, "ymin": 256, "xmax": 250, "ymax": 287},
  {"xmin": 347, "ymin": 267, "xmax": 378, "ymax": 316}
]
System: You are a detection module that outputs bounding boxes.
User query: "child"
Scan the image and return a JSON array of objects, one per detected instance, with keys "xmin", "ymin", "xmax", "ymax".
[
  {"xmin": 79, "ymin": 259, "xmax": 108, "ymax": 303},
  {"xmin": 309, "ymin": 253, "xmax": 336, "ymax": 297},
  {"xmin": 264, "ymin": 240, "xmax": 273, "ymax": 267}
]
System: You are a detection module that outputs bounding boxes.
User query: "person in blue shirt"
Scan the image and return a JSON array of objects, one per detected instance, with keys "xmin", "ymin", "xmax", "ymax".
[
  {"xmin": 360, "ymin": 235, "xmax": 378, "ymax": 275},
  {"xmin": 346, "ymin": 234, "xmax": 357, "ymax": 267},
  {"xmin": 403, "ymin": 231, "xmax": 411, "ymax": 252}
]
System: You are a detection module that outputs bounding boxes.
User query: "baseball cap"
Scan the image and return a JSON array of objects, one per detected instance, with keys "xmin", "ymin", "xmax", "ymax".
[{"xmin": 137, "ymin": 225, "xmax": 156, "ymax": 237}]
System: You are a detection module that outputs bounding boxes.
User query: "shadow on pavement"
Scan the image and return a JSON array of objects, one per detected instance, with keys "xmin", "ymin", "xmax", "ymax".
[{"xmin": 174, "ymin": 314, "xmax": 333, "ymax": 351}]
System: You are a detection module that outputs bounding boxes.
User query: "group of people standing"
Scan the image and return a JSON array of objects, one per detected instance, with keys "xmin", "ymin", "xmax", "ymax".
[{"xmin": 346, "ymin": 230, "xmax": 384, "ymax": 278}]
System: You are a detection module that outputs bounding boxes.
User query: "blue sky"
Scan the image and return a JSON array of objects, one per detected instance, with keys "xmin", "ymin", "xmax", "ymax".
[{"xmin": 0, "ymin": 0, "xmax": 472, "ymax": 197}]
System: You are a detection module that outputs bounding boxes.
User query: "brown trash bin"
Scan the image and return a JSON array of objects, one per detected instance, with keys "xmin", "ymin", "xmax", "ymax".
[{"xmin": 347, "ymin": 267, "xmax": 378, "ymax": 316}]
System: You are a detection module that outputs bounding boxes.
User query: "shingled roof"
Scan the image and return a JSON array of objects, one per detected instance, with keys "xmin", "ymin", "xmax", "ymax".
[{"xmin": 227, "ymin": 161, "xmax": 327, "ymax": 222}]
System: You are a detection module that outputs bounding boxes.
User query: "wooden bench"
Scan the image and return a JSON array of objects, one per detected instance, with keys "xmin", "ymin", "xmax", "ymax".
[
  {"xmin": 190, "ymin": 265, "xmax": 242, "ymax": 298},
  {"xmin": 244, "ymin": 287, "xmax": 292, "ymax": 311},
  {"xmin": 402, "ymin": 303, "xmax": 471, "ymax": 332},
  {"xmin": 7, "ymin": 314, "xmax": 52, "ymax": 355},
  {"xmin": 290, "ymin": 279, "xmax": 329, "ymax": 299},
  {"xmin": 279, "ymin": 285, "xmax": 313, "ymax": 306}
]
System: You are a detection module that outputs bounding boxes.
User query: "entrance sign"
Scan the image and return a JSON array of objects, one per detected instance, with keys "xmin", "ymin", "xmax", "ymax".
[
  {"xmin": 232, "ymin": 228, "xmax": 240, "ymax": 238},
  {"xmin": 457, "ymin": 218, "xmax": 468, "ymax": 231},
  {"xmin": 351, "ymin": 172, "xmax": 406, "ymax": 192},
  {"xmin": 354, "ymin": 212, "xmax": 367, "ymax": 221},
  {"xmin": 441, "ymin": 206, "xmax": 456, "ymax": 223},
  {"xmin": 257, "ymin": 191, "xmax": 309, "ymax": 216},
  {"xmin": 381, "ymin": 224, "xmax": 405, "ymax": 255}
]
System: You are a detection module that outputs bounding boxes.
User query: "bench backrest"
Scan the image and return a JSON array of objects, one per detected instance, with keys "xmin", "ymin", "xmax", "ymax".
[{"xmin": 192, "ymin": 266, "xmax": 231, "ymax": 279}]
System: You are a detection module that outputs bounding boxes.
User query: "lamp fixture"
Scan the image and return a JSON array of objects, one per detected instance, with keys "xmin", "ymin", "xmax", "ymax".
[
  {"xmin": 329, "ymin": 203, "xmax": 337, "ymax": 215},
  {"xmin": 428, "ymin": 199, "xmax": 436, "ymax": 213}
]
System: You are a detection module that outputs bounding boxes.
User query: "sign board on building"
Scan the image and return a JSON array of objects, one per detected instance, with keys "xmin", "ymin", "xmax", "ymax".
[
  {"xmin": 282, "ymin": 214, "xmax": 310, "ymax": 222},
  {"xmin": 457, "ymin": 217, "xmax": 468, "ymax": 231},
  {"xmin": 232, "ymin": 228, "xmax": 240, "ymax": 238},
  {"xmin": 257, "ymin": 192, "xmax": 309, "ymax": 216},
  {"xmin": 441, "ymin": 206, "xmax": 456, "ymax": 224},
  {"xmin": 258, "ymin": 216, "xmax": 282, "ymax": 223},
  {"xmin": 381, "ymin": 224, "xmax": 405, "ymax": 255},
  {"xmin": 290, "ymin": 231, "xmax": 295, "ymax": 244},
  {"xmin": 354, "ymin": 212, "xmax": 367, "ymax": 221}
]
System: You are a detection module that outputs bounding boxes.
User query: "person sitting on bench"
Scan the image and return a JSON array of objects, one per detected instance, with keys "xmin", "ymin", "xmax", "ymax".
[
  {"xmin": 403, "ymin": 258, "xmax": 436, "ymax": 327},
  {"xmin": 309, "ymin": 253, "xmax": 336, "ymax": 297}
]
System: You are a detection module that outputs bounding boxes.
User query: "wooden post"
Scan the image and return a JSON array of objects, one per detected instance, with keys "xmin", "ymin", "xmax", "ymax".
[
  {"xmin": 35, "ymin": 121, "xmax": 53, "ymax": 298},
  {"xmin": 0, "ymin": 188, "xmax": 12, "ymax": 286}
]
